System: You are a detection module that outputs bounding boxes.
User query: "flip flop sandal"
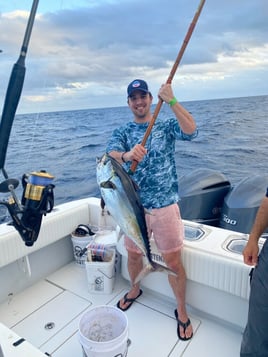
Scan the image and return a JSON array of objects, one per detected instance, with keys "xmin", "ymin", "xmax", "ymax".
[
  {"xmin": 116, "ymin": 289, "xmax": 143, "ymax": 311},
  {"xmin": 174, "ymin": 309, "xmax": 193, "ymax": 341}
]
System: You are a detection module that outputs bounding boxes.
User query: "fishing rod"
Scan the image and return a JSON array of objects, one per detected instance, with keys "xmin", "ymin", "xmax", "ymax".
[
  {"xmin": 0, "ymin": 0, "xmax": 55, "ymax": 246},
  {"xmin": 129, "ymin": 0, "xmax": 206, "ymax": 174},
  {"xmin": 0, "ymin": 0, "xmax": 39, "ymax": 172}
]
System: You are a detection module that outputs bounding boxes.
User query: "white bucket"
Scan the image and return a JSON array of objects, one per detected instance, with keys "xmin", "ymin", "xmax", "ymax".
[
  {"xmin": 78, "ymin": 305, "xmax": 129, "ymax": 357},
  {"xmin": 71, "ymin": 234, "xmax": 93, "ymax": 266}
]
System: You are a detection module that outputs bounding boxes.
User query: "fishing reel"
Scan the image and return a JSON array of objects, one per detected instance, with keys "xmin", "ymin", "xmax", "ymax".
[{"xmin": 0, "ymin": 170, "xmax": 55, "ymax": 246}]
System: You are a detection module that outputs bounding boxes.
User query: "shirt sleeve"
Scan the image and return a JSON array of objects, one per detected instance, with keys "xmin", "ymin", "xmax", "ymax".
[
  {"xmin": 106, "ymin": 127, "xmax": 127, "ymax": 153},
  {"xmin": 171, "ymin": 117, "xmax": 198, "ymax": 141},
  {"xmin": 180, "ymin": 128, "xmax": 198, "ymax": 141}
]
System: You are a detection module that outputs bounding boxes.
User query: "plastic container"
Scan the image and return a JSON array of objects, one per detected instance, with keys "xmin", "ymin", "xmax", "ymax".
[
  {"xmin": 85, "ymin": 249, "xmax": 115, "ymax": 294},
  {"xmin": 78, "ymin": 305, "xmax": 129, "ymax": 357},
  {"xmin": 87, "ymin": 243, "xmax": 114, "ymax": 262},
  {"xmin": 93, "ymin": 227, "xmax": 121, "ymax": 273}
]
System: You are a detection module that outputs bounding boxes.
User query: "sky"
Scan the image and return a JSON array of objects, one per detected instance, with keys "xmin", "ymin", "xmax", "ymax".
[{"xmin": 0, "ymin": 0, "xmax": 267, "ymax": 114}]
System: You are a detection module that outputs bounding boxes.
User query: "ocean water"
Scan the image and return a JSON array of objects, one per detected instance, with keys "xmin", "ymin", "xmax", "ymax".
[{"xmin": 1, "ymin": 94, "xmax": 268, "ymax": 220}]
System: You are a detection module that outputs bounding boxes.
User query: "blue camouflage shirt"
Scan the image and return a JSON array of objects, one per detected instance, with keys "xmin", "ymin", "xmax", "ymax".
[{"xmin": 106, "ymin": 117, "xmax": 198, "ymax": 209}]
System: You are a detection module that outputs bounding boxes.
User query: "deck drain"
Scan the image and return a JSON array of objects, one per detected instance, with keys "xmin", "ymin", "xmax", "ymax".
[{"xmin": 44, "ymin": 322, "xmax": 55, "ymax": 330}]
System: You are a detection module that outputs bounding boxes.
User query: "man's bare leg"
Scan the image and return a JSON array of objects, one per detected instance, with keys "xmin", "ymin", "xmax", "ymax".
[
  {"xmin": 163, "ymin": 250, "xmax": 193, "ymax": 340},
  {"xmin": 117, "ymin": 251, "xmax": 143, "ymax": 310}
]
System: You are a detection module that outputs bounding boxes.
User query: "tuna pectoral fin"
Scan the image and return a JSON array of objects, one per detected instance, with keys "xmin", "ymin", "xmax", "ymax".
[
  {"xmin": 100, "ymin": 180, "xmax": 116, "ymax": 189},
  {"xmin": 134, "ymin": 262, "xmax": 177, "ymax": 284}
]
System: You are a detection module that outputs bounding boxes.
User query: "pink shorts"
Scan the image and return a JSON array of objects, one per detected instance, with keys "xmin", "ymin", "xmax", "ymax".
[{"xmin": 124, "ymin": 203, "xmax": 184, "ymax": 254}]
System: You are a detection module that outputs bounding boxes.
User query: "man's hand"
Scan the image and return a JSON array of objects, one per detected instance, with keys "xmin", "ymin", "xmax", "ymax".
[
  {"xmin": 243, "ymin": 240, "xmax": 259, "ymax": 266},
  {"xmin": 158, "ymin": 83, "xmax": 174, "ymax": 104},
  {"xmin": 128, "ymin": 144, "xmax": 147, "ymax": 162}
]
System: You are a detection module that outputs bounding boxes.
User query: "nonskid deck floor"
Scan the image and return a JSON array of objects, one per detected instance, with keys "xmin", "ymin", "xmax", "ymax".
[{"xmin": 0, "ymin": 262, "xmax": 243, "ymax": 356}]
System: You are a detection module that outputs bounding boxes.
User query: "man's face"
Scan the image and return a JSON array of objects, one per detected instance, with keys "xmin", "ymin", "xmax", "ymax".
[{"xmin": 128, "ymin": 91, "xmax": 152, "ymax": 121}]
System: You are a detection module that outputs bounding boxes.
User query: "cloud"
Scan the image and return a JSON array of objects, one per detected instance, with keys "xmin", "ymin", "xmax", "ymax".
[{"xmin": 0, "ymin": 0, "xmax": 267, "ymax": 113}]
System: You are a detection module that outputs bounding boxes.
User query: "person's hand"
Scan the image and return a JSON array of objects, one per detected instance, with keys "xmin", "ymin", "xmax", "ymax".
[
  {"xmin": 128, "ymin": 144, "xmax": 147, "ymax": 162},
  {"xmin": 242, "ymin": 239, "xmax": 259, "ymax": 266},
  {"xmin": 158, "ymin": 83, "xmax": 175, "ymax": 104}
]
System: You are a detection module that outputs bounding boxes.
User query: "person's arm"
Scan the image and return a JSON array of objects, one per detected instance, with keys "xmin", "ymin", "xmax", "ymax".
[
  {"xmin": 158, "ymin": 83, "xmax": 196, "ymax": 135},
  {"xmin": 243, "ymin": 194, "xmax": 268, "ymax": 266},
  {"xmin": 108, "ymin": 151, "xmax": 128, "ymax": 164},
  {"xmin": 109, "ymin": 144, "xmax": 147, "ymax": 165}
]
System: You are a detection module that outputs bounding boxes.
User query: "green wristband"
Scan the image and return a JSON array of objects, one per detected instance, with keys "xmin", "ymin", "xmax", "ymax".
[{"xmin": 169, "ymin": 97, "xmax": 177, "ymax": 107}]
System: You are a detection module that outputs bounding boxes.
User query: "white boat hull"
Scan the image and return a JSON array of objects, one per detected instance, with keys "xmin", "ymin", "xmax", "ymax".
[{"xmin": 0, "ymin": 197, "xmax": 253, "ymax": 356}]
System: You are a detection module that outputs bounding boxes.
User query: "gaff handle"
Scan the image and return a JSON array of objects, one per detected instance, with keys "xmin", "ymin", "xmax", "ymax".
[{"xmin": 129, "ymin": 0, "xmax": 206, "ymax": 175}]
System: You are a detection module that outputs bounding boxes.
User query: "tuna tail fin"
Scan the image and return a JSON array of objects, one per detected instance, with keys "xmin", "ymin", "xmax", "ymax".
[
  {"xmin": 152, "ymin": 261, "xmax": 177, "ymax": 277},
  {"xmin": 134, "ymin": 263, "xmax": 155, "ymax": 284},
  {"xmin": 134, "ymin": 261, "xmax": 177, "ymax": 284}
]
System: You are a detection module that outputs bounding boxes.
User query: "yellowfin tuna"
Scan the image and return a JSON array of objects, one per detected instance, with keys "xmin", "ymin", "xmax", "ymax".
[{"xmin": 96, "ymin": 154, "xmax": 175, "ymax": 282}]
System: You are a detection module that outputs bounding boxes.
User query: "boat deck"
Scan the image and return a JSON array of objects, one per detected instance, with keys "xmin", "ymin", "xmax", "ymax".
[{"xmin": 0, "ymin": 261, "xmax": 243, "ymax": 357}]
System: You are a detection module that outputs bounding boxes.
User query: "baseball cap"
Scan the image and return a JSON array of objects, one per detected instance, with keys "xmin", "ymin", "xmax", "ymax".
[{"xmin": 127, "ymin": 79, "xmax": 149, "ymax": 97}]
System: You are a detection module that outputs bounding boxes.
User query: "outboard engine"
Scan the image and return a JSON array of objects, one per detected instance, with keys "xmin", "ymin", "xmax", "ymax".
[
  {"xmin": 220, "ymin": 175, "xmax": 268, "ymax": 234},
  {"xmin": 178, "ymin": 168, "xmax": 231, "ymax": 226}
]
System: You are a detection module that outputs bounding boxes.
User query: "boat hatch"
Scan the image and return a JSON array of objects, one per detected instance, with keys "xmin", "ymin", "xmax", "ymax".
[
  {"xmin": 223, "ymin": 235, "xmax": 264, "ymax": 255},
  {"xmin": 184, "ymin": 224, "xmax": 205, "ymax": 241}
]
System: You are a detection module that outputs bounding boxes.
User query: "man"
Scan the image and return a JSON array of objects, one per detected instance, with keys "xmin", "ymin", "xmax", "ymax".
[
  {"xmin": 240, "ymin": 189, "xmax": 268, "ymax": 356},
  {"xmin": 106, "ymin": 79, "xmax": 198, "ymax": 340}
]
